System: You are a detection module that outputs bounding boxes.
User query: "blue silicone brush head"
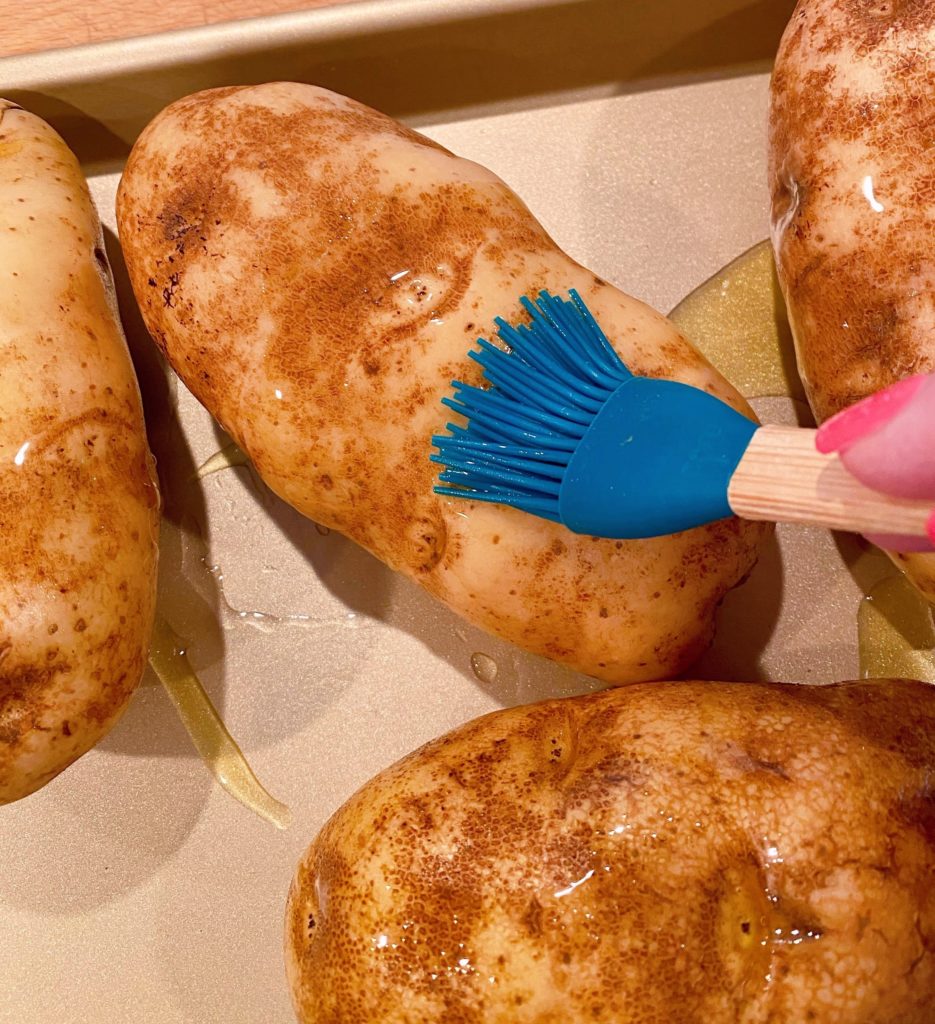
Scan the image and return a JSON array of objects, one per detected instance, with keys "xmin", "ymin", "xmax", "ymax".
[{"xmin": 431, "ymin": 290, "xmax": 758, "ymax": 539}]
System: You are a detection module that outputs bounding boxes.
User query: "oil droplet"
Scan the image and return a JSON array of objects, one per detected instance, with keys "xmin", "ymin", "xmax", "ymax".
[
  {"xmin": 669, "ymin": 240, "xmax": 806, "ymax": 403},
  {"xmin": 195, "ymin": 441, "xmax": 249, "ymax": 480},
  {"xmin": 553, "ymin": 867, "xmax": 595, "ymax": 899},
  {"xmin": 206, "ymin": 560, "xmax": 310, "ymax": 631},
  {"xmin": 470, "ymin": 652, "xmax": 498, "ymax": 685},
  {"xmin": 148, "ymin": 614, "xmax": 293, "ymax": 829},
  {"xmin": 772, "ymin": 925, "xmax": 822, "ymax": 946},
  {"xmin": 315, "ymin": 523, "xmax": 331, "ymax": 536},
  {"xmin": 858, "ymin": 573, "xmax": 935, "ymax": 681}
]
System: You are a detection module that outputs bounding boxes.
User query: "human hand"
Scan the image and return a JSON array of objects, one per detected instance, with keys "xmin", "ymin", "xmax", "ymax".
[{"xmin": 817, "ymin": 374, "xmax": 935, "ymax": 552}]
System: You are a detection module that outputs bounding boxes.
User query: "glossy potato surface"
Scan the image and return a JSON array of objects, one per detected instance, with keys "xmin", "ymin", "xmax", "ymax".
[
  {"xmin": 0, "ymin": 102, "xmax": 159, "ymax": 803},
  {"xmin": 768, "ymin": 0, "xmax": 935, "ymax": 598},
  {"xmin": 287, "ymin": 679, "xmax": 935, "ymax": 1023},
  {"xmin": 116, "ymin": 83, "xmax": 768, "ymax": 683}
]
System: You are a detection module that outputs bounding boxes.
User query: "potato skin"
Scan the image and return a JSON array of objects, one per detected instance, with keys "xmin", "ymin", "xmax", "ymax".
[
  {"xmin": 286, "ymin": 679, "xmax": 935, "ymax": 1023},
  {"xmin": 0, "ymin": 102, "xmax": 159, "ymax": 803},
  {"xmin": 768, "ymin": 1, "xmax": 935, "ymax": 597},
  {"xmin": 116, "ymin": 83, "xmax": 768, "ymax": 683}
]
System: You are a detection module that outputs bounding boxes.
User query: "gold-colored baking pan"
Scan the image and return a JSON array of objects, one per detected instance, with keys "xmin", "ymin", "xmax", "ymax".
[{"xmin": 0, "ymin": 1, "xmax": 914, "ymax": 1020}]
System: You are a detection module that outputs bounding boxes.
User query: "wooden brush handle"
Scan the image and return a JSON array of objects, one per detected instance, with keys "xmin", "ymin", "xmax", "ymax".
[{"xmin": 727, "ymin": 425, "xmax": 932, "ymax": 537}]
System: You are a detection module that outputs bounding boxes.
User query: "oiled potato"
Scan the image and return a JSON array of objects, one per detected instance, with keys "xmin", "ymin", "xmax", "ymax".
[
  {"xmin": 116, "ymin": 83, "xmax": 768, "ymax": 683},
  {"xmin": 0, "ymin": 102, "xmax": 159, "ymax": 803},
  {"xmin": 768, "ymin": 0, "xmax": 935, "ymax": 597},
  {"xmin": 286, "ymin": 679, "xmax": 935, "ymax": 1023}
]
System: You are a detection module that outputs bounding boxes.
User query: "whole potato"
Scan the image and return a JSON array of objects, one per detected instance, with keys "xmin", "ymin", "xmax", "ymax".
[
  {"xmin": 768, "ymin": 0, "xmax": 935, "ymax": 597},
  {"xmin": 116, "ymin": 83, "xmax": 768, "ymax": 683},
  {"xmin": 286, "ymin": 679, "xmax": 935, "ymax": 1023},
  {"xmin": 0, "ymin": 101, "xmax": 159, "ymax": 803}
]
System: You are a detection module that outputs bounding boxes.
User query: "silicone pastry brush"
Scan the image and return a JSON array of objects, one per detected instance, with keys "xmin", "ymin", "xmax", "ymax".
[{"xmin": 431, "ymin": 290, "xmax": 932, "ymax": 540}]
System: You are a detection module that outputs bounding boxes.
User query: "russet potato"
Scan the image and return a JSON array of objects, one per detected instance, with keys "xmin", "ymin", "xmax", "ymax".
[
  {"xmin": 0, "ymin": 102, "xmax": 159, "ymax": 803},
  {"xmin": 116, "ymin": 83, "xmax": 768, "ymax": 683},
  {"xmin": 768, "ymin": 0, "xmax": 935, "ymax": 597},
  {"xmin": 286, "ymin": 678, "xmax": 935, "ymax": 1023}
]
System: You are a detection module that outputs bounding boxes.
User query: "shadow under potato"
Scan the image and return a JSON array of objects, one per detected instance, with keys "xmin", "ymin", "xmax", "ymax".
[
  {"xmin": 205, "ymin": 416, "xmax": 607, "ymax": 711},
  {"xmin": 99, "ymin": 225, "xmax": 228, "ymax": 758},
  {"xmin": 0, "ymin": 91, "xmax": 132, "ymax": 174},
  {"xmin": 0, "ymin": 688, "xmax": 211, "ymax": 916}
]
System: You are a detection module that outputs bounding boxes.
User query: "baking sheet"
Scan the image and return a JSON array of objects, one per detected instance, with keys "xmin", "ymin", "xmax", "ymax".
[{"xmin": 0, "ymin": 0, "xmax": 897, "ymax": 1020}]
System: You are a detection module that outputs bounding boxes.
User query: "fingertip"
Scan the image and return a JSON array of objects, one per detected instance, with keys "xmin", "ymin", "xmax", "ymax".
[
  {"xmin": 814, "ymin": 426, "xmax": 834, "ymax": 454},
  {"xmin": 927, "ymin": 508, "xmax": 935, "ymax": 547},
  {"xmin": 814, "ymin": 423, "xmax": 838, "ymax": 454},
  {"xmin": 816, "ymin": 375, "xmax": 927, "ymax": 454}
]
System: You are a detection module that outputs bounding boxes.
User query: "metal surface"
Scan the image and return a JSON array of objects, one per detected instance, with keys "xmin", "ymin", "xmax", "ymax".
[
  {"xmin": 0, "ymin": 0, "xmax": 794, "ymax": 167},
  {"xmin": 0, "ymin": 0, "xmax": 893, "ymax": 1021}
]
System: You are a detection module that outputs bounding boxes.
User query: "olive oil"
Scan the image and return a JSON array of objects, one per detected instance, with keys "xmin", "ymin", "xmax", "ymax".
[
  {"xmin": 149, "ymin": 614, "xmax": 293, "ymax": 829},
  {"xmin": 858, "ymin": 574, "xmax": 935, "ymax": 682},
  {"xmin": 669, "ymin": 240, "xmax": 806, "ymax": 405}
]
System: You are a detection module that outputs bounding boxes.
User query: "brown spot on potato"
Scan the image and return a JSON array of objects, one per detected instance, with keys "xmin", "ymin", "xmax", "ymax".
[
  {"xmin": 405, "ymin": 513, "xmax": 448, "ymax": 574},
  {"xmin": 521, "ymin": 896, "xmax": 544, "ymax": 937},
  {"xmin": 0, "ymin": 659, "xmax": 72, "ymax": 740},
  {"xmin": 843, "ymin": 0, "xmax": 931, "ymax": 47}
]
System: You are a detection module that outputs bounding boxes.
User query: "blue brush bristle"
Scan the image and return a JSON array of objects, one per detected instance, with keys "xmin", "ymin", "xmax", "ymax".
[{"xmin": 431, "ymin": 290, "xmax": 631, "ymax": 520}]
